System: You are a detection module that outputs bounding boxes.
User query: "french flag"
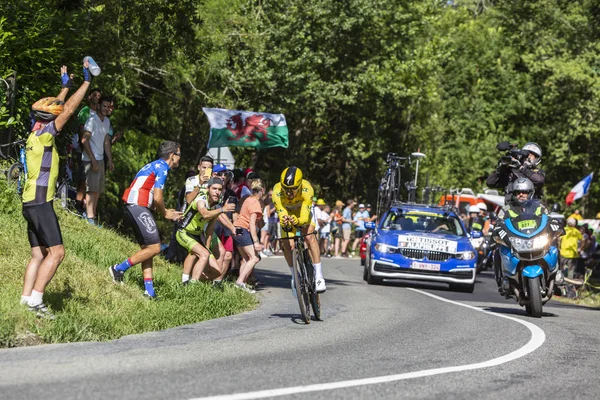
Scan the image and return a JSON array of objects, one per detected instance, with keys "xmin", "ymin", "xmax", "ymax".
[{"xmin": 565, "ymin": 173, "xmax": 594, "ymax": 205}]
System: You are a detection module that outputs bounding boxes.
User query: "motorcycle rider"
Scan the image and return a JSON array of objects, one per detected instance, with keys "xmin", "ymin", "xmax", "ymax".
[
  {"xmin": 493, "ymin": 178, "xmax": 548, "ymax": 287},
  {"xmin": 486, "ymin": 142, "xmax": 545, "ymax": 202}
]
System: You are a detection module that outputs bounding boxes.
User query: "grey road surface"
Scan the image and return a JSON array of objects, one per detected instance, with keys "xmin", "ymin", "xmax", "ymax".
[{"xmin": 1, "ymin": 257, "xmax": 599, "ymax": 400}]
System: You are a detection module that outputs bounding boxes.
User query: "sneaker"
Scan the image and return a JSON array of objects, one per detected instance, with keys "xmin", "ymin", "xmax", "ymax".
[
  {"xmin": 182, "ymin": 280, "xmax": 190, "ymax": 287},
  {"xmin": 28, "ymin": 303, "xmax": 55, "ymax": 320},
  {"xmin": 86, "ymin": 217, "xmax": 97, "ymax": 226},
  {"xmin": 235, "ymin": 283, "xmax": 256, "ymax": 294},
  {"xmin": 260, "ymin": 250, "xmax": 270, "ymax": 258},
  {"xmin": 143, "ymin": 290, "xmax": 158, "ymax": 300},
  {"xmin": 315, "ymin": 278, "xmax": 326, "ymax": 293},
  {"xmin": 212, "ymin": 280, "xmax": 224, "ymax": 290},
  {"xmin": 109, "ymin": 265, "xmax": 125, "ymax": 284},
  {"xmin": 291, "ymin": 278, "xmax": 297, "ymax": 298},
  {"xmin": 264, "ymin": 249, "xmax": 274, "ymax": 256}
]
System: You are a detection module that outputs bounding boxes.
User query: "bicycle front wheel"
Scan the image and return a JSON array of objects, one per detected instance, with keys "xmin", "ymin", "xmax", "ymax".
[
  {"xmin": 304, "ymin": 249, "xmax": 322, "ymax": 321},
  {"xmin": 293, "ymin": 247, "xmax": 311, "ymax": 324}
]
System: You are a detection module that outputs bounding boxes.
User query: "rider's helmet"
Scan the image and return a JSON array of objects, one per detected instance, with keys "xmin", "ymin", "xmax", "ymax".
[
  {"xmin": 477, "ymin": 202, "xmax": 487, "ymax": 213},
  {"xmin": 468, "ymin": 205, "xmax": 480, "ymax": 215},
  {"xmin": 31, "ymin": 97, "xmax": 64, "ymax": 122},
  {"xmin": 551, "ymin": 203, "xmax": 561, "ymax": 213},
  {"xmin": 511, "ymin": 177, "xmax": 535, "ymax": 203},
  {"xmin": 281, "ymin": 166, "xmax": 303, "ymax": 194},
  {"xmin": 522, "ymin": 142, "xmax": 542, "ymax": 166},
  {"xmin": 488, "ymin": 211, "xmax": 498, "ymax": 221}
]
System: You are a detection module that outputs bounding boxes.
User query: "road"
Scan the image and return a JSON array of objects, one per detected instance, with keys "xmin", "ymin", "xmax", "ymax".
[{"xmin": 1, "ymin": 257, "xmax": 599, "ymax": 400}]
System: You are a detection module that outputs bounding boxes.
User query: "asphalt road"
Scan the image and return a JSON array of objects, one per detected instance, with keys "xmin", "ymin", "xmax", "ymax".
[{"xmin": 1, "ymin": 257, "xmax": 599, "ymax": 400}]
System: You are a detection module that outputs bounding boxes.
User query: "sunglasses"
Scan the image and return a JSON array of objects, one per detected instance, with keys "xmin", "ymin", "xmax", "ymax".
[
  {"xmin": 515, "ymin": 191, "xmax": 530, "ymax": 195},
  {"xmin": 284, "ymin": 186, "xmax": 300, "ymax": 194}
]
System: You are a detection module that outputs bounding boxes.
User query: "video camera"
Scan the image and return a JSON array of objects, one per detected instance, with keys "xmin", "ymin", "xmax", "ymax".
[{"xmin": 496, "ymin": 142, "xmax": 530, "ymax": 169}]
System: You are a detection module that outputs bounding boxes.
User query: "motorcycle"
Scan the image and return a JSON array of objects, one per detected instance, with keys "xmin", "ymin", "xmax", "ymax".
[{"xmin": 492, "ymin": 200, "xmax": 563, "ymax": 318}]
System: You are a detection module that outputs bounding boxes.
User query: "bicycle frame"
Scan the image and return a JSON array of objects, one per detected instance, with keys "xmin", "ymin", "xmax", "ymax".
[{"xmin": 289, "ymin": 231, "xmax": 321, "ymax": 324}]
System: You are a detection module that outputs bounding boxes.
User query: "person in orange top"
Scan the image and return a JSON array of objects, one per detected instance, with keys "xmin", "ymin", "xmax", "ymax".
[{"xmin": 233, "ymin": 179, "xmax": 265, "ymax": 293}]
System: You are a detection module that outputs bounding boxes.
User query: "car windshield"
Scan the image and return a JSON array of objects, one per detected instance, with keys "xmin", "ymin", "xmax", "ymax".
[{"xmin": 382, "ymin": 211, "xmax": 465, "ymax": 236}]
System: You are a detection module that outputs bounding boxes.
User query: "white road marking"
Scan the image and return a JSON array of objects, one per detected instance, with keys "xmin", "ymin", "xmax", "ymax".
[{"xmin": 190, "ymin": 288, "xmax": 546, "ymax": 400}]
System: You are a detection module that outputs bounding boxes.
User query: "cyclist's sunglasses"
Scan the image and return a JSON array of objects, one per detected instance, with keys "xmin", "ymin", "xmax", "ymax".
[{"xmin": 284, "ymin": 185, "xmax": 300, "ymax": 194}]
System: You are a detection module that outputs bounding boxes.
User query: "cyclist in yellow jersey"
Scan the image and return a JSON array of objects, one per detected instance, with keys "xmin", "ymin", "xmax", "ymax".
[
  {"xmin": 272, "ymin": 166, "xmax": 326, "ymax": 293},
  {"xmin": 21, "ymin": 61, "xmax": 93, "ymax": 319}
]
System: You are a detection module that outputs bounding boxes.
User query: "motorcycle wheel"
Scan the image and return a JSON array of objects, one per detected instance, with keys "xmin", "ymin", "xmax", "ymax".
[{"xmin": 527, "ymin": 277, "xmax": 543, "ymax": 318}]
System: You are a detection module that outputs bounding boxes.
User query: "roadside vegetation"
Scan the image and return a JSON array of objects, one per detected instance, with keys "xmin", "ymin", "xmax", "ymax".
[{"xmin": 0, "ymin": 180, "xmax": 257, "ymax": 348}]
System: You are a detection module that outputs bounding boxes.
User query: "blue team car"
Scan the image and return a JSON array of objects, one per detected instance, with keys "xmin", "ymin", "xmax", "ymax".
[{"xmin": 363, "ymin": 203, "xmax": 477, "ymax": 292}]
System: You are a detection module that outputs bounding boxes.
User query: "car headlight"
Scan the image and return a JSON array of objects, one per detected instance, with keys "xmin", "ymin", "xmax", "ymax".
[
  {"xmin": 374, "ymin": 244, "xmax": 393, "ymax": 253},
  {"xmin": 456, "ymin": 251, "xmax": 476, "ymax": 260},
  {"xmin": 508, "ymin": 234, "xmax": 549, "ymax": 252},
  {"xmin": 470, "ymin": 237, "xmax": 484, "ymax": 248}
]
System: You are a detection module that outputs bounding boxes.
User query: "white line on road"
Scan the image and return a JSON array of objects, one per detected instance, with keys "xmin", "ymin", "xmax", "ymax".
[{"xmin": 190, "ymin": 288, "xmax": 546, "ymax": 400}]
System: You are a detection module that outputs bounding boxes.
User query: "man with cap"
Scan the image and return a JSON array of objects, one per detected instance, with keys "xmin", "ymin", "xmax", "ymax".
[
  {"xmin": 212, "ymin": 163, "xmax": 239, "ymax": 279},
  {"xmin": 351, "ymin": 203, "xmax": 370, "ymax": 256}
]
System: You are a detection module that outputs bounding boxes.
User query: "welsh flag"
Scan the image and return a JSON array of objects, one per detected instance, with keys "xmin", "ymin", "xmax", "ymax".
[
  {"xmin": 203, "ymin": 108, "xmax": 289, "ymax": 149},
  {"xmin": 565, "ymin": 172, "xmax": 593, "ymax": 205}
]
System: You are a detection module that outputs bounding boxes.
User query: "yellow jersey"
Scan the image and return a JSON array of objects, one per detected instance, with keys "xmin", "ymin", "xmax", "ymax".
[{"xmin": 272, "ymin": 179, "xmax": 314, "ymax": 226}]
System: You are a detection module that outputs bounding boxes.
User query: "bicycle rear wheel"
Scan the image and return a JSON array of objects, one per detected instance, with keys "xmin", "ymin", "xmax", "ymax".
[
  {"xmin": 304, "ymin": 249, "xmax": 322, "ymax": 321},
  {"xmin": 7, "ymin": 162, "xmax": 25, "ymax": 195},
  {"xmin": 293, "ymin": 247, "xmax": 311, "ymax": 324}
]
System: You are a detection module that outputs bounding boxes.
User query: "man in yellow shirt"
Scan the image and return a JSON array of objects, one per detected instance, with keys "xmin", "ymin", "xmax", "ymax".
[
  {"xmin": 272, "ymin": 166, "xmax": 325, "ymax": 294},
  {"xmin": 559, "ymin": 217, "xmax": 583, "ymax": 279}
]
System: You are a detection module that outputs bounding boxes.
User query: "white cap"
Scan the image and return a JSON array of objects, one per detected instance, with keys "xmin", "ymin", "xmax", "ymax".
[{"xmin": 359, "ymin": 203, "xmax": 365, "ymax": 208}]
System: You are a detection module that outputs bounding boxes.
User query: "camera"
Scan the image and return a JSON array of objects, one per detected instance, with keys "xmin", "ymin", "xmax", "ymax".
[{"xmin": 496, "ymin": 142, "xmax": 530, "ymax": 169}]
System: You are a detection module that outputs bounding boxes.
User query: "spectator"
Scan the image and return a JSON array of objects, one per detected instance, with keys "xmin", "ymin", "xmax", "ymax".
[
  {"xmin": 81, "ymin": 96, "xmax": 114, "ymax": 225},
  {"xmin": 332, "ymin": 200, "xmax": 344, "ymax": 257},
  {"xmin": 109, "ymin": 141, "xmax": 183, "ymax": 298},
  {"xmin": 351, "ymin": 203, "xmax": 369, "ymax": 255},
  {"xmin": 341, "ymin": 199, "xmax": 356, "ymax": 257},
  {"xmin": 233, "ymin": 179, "xmax": 265, "ymax": 293},
  {"xmin": 568, "ymin": 209, "xmax": 583, "ymax": 221},
  {"xmin": 238, "ymin": 169, "xmax": 258, "ymax": 200},
  {"xmin": 176, "ymin": 177, "xmax": 236, "ymax": 284},
  {"xmin": 576, "ymin": 224, "xmax": 591, "ymax": 279},
  {"xmin": 185, "ymin": 155, "xmax": 214, "ymax": 206},
  {"xmin": 318, "ymin": 201, "xmax": 332, "ymax": 257},
  {"xmin": 266, "ymin": 190, "xmax": 279, "ymax": 254},
  {"xmin": 366, "ymin": 204, "xmax": 377, "ymax": 222},
  {"xmin": 74, "ymin": 87, "xmax": 101, "ymax": 213},
  {"xmin": 311, "ymin": 196, "xmax": 323, "ymax": 237},
  {"xmin": 260, "ymin": 190, "xmax": 275, "ymax": 257},
  {"xmin": 212, "ymin": 164, "xmax": 239, "ymax": 279},
  {"xmin": 21, "ymin": 63, "xmax": 91, "ymax": 318},
  {"xmin": 558, "ymin": 217, "xmax": 583, "ymax": 279},
  {"xmin": 165, "ymin": 167, "xmax": 197, "ymax": 264}
]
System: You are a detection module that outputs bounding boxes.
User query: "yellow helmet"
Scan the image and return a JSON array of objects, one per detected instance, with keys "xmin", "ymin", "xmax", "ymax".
[{"xmin": 281, "ymin": 166, "xmax": 303, "ymax": 189}]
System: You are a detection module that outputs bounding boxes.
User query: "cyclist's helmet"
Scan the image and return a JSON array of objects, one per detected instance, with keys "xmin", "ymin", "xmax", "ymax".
[
  {"xmin": 31, "ymin": 97, "xmax": 64, "ymax": 122},
  {"xmin": 281, "ymin": 166, "xmax": 303, "ymax": 189},
  {"xmin": 489, "ymin": 211, "xmax": 498, "ymax": 221},
  {"xmin": 512, "ymin": 178, "xmax": 535, "ymax": 203},
  {"xmin": 522, "ymin": 142, "xmax": 542, "ymax": 166}
]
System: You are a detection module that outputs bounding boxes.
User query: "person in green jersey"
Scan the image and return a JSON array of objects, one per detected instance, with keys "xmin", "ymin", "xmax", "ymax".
[{"xmin": 177, "ymin": 178, "xmax": 236, "ymax": 284}]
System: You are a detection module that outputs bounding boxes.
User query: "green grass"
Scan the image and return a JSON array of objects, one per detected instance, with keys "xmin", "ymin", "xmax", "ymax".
[{"xmin": 0, "ymin": 179, "xmax": 257, "ymax": 348}]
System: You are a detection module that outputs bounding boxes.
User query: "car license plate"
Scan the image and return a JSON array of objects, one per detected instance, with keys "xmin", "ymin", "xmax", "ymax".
[{"xmin": 411, "ymin": 262, "xmax": 441, "ymax": 271}]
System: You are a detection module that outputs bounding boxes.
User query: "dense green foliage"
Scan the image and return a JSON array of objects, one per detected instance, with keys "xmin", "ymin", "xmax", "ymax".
[
  {"xmin": 1, "ymin": 0, "xmax": 599, "ymax": 227},
  {"xmin": 0, "ymin": 181, "xmax": 257, "ymax": 347}
]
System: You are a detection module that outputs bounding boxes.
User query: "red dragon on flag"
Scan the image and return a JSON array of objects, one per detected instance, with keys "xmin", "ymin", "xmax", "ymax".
[{"xmin": 226, "ymin": 113, "xmax": 272, "ymax": 142}]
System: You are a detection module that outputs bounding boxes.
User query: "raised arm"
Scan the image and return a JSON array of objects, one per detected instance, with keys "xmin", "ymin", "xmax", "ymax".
[{"xmin": 55, "ymin": 61, "xmax": 91, "ymax": 132}]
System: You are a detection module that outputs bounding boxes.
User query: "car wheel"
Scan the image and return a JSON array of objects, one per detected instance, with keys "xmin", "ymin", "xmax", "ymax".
[
  {"xmin": 450, "ymin": 282, "xmax": 474, "ymax": 293},
  {"xmin": 363, "ymin": 264, "xmax": 368, "ymax": 281},
  {"xmin": 366, "ymin": 265, "xmax": 382, "ymax": 285}
]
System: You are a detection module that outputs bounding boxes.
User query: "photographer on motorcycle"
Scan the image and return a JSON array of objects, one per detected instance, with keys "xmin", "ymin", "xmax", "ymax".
[{"xmin": 486, "ymin": 142, "xmax": 545, "ymax": 202}]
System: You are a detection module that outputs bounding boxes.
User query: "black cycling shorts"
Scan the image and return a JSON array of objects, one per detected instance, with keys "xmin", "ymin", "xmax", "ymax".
[
  {"xmin": 124, "ymin": 204, "xmax": 161, "ymax": 246},
  {"xmin": 22, "ymin": 201, "xmax": 63, "ymax": 248}
]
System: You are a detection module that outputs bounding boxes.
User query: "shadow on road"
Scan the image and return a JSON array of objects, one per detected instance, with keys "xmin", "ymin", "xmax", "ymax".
[
  {"xmin": 269, "ymin": 313, "xmax": 317, "ymax": 325},
  {"xmin": 483, "ymin": 306, "xmax": 558, "ymax": 318}
]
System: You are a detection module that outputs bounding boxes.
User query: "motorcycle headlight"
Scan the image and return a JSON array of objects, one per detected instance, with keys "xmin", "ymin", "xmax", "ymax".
[
  {"xmin": 456, "ymin": 251, "xmax": 476, "ymax": 260},
  {"xmin": 375, "ymin": 244, "xmax": 393, "ymax": 253},
  {"xmin": 508, "ymin": 234, "xmax": 549, "ymax": 252}
]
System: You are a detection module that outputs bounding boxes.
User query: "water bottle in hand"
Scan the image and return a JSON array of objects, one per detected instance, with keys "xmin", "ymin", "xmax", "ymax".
[{"xmin": 84, "ymin": 56, "xmax": 101, "ymax": 76}]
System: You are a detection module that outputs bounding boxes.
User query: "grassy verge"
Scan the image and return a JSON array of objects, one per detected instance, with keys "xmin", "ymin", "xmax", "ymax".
[
  {"xmin": 555, "ymin": 291, "xmax": 600, "ymax": 308},
  {"xmin": 0, "ymin": 179, "xmax": 257, "ymax": 348}
]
